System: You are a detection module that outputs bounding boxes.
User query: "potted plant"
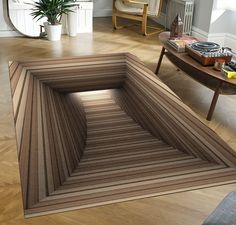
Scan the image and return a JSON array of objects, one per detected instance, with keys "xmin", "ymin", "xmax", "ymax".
[{"xmin": 30, "ymin": 0, "xmax": 73, "ymax": 41}]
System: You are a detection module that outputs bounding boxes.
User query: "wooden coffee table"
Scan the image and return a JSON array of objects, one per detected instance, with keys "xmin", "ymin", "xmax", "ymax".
[{"xmin": 155, "ymin": 32, "xmax": 236, "ymax": 121}]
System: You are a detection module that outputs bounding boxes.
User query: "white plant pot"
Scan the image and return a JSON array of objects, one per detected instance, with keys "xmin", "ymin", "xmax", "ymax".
[{"xmin": 46, "ymin": 24, "xmax": 62, "ymax": 41}]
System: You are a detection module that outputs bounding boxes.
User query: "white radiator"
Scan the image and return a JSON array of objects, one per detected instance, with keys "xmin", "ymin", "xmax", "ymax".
[{"xmin": 167, "ymin": 0, "xmax": 194, "ymax": 35}]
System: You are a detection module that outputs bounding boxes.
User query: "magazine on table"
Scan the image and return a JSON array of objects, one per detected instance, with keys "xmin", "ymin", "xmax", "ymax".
[{"xmin": 167, "ymin": 36, "xmax": 199, "ymax": 53}]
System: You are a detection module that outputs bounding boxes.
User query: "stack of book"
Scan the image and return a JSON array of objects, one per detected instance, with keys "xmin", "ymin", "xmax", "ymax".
[{"xmin": 167, "ymin": 36, "xmax": 199, "ymax": 53}]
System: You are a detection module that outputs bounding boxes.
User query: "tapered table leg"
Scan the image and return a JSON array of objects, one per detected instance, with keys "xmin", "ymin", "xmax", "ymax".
[
  {"xmin": 206, "ymin": 81, "xmax": 223, "ymax": 121},
  {"xmin": 155, "ymin": 47, "xmax": 166, "ymax": 75}
]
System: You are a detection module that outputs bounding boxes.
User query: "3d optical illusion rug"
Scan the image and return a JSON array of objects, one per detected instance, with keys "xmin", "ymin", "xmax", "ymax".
[{"xmin": 9, "ymin": 53, "xmax": 236, "ymax": 217}]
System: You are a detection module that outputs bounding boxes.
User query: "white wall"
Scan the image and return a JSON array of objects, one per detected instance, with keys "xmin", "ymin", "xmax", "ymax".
[
  {"xmin": 0, "ymin": 0, "xmax": 19, "ymax": 36},
  {"xmin": 93, "ymin": 0, "xmax": 112, "ymax": 17},
  {"xmin": 210, "ymin": 1, "xmax": 236, "ymax": 35},
  {"xmin": 192, "ymin": 0, "xmax": 214, "ymax": 33},
  {"xmin": 190, "ymin": 0, "xmax": 236, "ymax": 50},
  {"xmin": 0, "ymin": 0, "xmax": 10, "ymax": 30}
]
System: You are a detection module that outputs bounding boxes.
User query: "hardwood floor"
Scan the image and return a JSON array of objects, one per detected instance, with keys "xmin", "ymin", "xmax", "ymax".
[{"xmin": 0, "ymin": 17, "xmax": 236, "ymax": 224}]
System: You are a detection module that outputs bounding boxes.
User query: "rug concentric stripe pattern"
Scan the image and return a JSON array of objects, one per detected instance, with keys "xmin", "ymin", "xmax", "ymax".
[{"xmin": 9, "ymin": 53, "xmax": 236, "ymax": 217}]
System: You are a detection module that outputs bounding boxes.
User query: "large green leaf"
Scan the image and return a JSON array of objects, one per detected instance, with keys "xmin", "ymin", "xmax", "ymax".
[{"xmin": 30, "ymin": 0, "xmax": 74, "ymax": 25}]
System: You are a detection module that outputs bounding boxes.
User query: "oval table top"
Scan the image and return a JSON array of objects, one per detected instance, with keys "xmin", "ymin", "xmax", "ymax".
[{"xmin": 159, "ymin": 32, "xmax": 236, "ymax": 88}]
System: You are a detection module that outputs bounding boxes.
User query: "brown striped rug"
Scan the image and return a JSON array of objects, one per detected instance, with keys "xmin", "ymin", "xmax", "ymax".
[{"xmin": 9, "ymin": 53, "xmax": 236, "ymax": 217}]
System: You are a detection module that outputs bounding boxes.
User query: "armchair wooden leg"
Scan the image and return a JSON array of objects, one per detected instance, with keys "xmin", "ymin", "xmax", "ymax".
[
  {"xmin": 112, "ymin": 14, "xmax": 117, "ymax": 29},
  {"xmin": 141, "ymin": 5, "xmax": 148, "ymax": 36},
  {"xmin": 141, "ymin": 17, "xmax": 147, "ymax": 36}
]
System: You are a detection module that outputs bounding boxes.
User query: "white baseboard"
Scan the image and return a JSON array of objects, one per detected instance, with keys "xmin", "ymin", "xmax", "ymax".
[
  {"xmin": 93, "ymin": 9, "xmax": 112, "ymax": 17},
  {"xmin": 191, "ymin": 26, "xmax": 208, "ymax": 41},
  {"xmin": 225, "ymin": 33, "xmax": 236, "ymax": 51},
  {"xmin": 0, "ymin": 30, "xmax": 22, "ymax": 37},
  {"xmin": 191, "ymin": 26, "xmax": 236, "ymax": 51},
  {"xmin": 208, "ymin": 33, "xmax": 225, "ymax": 46}
]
